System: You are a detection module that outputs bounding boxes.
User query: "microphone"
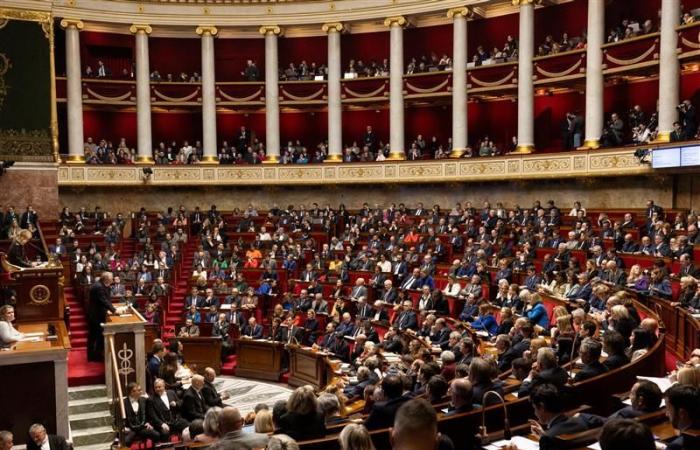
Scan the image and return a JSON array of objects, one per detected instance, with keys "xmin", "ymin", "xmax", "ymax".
[
  {"xmin": 568, "ymin": 332, "xmax": 579, "ymax": 384},
  {"xmin": 479, "ymin": 390, "xmax": 510, "ymax": 445}
]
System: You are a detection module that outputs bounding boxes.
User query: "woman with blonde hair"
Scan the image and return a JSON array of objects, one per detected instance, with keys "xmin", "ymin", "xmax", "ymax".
[
  {"xmin": 0, "ymin": 305, "xmax": 24, "ymax": 347},
  {"xmin": 277, "ymin": 385, "xmax": 326, "ymax": 441},
  {"xmin": 254, "ymin": 409, "xmax": 274, "ymax": 434},
  {"xmin": 338, "ymin": 423, "xmax": 376, "ymax": 450},
  {"xmin": 675, "ymin": 367, "xmax": 700, "ymax": 388}
]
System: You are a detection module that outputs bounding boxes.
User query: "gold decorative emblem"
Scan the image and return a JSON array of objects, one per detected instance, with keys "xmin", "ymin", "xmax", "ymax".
[
  {"xmin": 29, "ymin": 284, "xmax": 51, "ymax": 305},
  {"xmin": 0, "ymin": 52, "xmax": 10, "ymax": 112}
]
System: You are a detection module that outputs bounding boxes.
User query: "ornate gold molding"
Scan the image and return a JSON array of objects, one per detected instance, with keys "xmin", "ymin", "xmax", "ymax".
[
  {"xmin": 384, "ymin": 16, "xmax": 408, "ymax": 28},
  {"xmin": 259, "ymin": 25, "xmax": 282, "ymax": 36},
  {"xmin": 129, "ymin": 24, "xmax": 152, "ymax": 34},
  {"xmin": 195, "ymin": 25, "xmax": 218, "ymax": 36},
  {"xmin": 321, "ymin": 22, "xmax": 344, "ymax": 33},
  {"xmin": 59, "ymin": 19, "xmax": 84, "ymax": 30},
  {"xmin": 447, "ymin": 6, "xmax": 471, "ymax": 19},
  {"xmin": 57, "ymin": 148, "xmax": 653, "ymax": 187},
  {"xmin": 511, "ymin": 0, "xmax": 539, "ymax": 6}
]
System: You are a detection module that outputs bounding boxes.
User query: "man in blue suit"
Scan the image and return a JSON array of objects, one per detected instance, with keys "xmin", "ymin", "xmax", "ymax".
[
  {"xmin": 525, "ymin": 292, "xmax": 549, "ymax": 330},
  {"xmin": 394, "ymin": 300, "xmax": 418, "ymax": 331},
  {"xmin": 242, "ymin": 317, "xmax": 263, "ymax": 339}
]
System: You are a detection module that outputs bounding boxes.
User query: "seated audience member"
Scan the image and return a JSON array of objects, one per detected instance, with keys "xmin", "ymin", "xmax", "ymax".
[
  {"xmin": 196, "ymin": 407, "xmax": 222, "ymax": 444},
  {"xmin": 663, "ymin": 384, "xmax": 700, "ymax": 450},
  {"xmin": 182, "ymin": 375, "xmax": 207, "ymax": 422},
  {"xmin": 202, "ymin": 367, "xmax": 228, "ymax": 408},
  {"xmin": 26, "ymin": 424, "xmax": 70, "ymax": 450},
  {"xmin": 391, "ymin": 398, "xmax": 456, "ymax": 450},
  {"xmin": 209, "ymin": 406, "xmax": 269, "ymax": 450},
  {"xmin": 0, "ymin": 305, "xmax": 24, "ymax": 347},
  {"xmin": 317, "ymin": 393, "xmax": 345, "ymax": 426},
  {"xmin": 445, "ymin": 378, "xmax": 474, "ymax": 416},
  {"xmin": 254, "ymin": 410, "xmax": 274, "ymax": 434},
  {"xmin": 365, "ymin": 375, "xmax": 410, "ymax": 430},
  {"xmin": 338, "ymin": 423, "xmax": 375, "ymax": 450},
  {"xmin": 602, "ymin": 330, "xmax": 630, "ymax": 370},
  {"xmin": 122, "ymin": 382, "xmax": 164, "ymax": 446},
  {"xmin": 277, "ymin": 386, "xmax": 326, "ymax": 441},
  {"xmin": 0, "ymin": 431, "xmax": 14, "ymax": 450},
  {"xmin": 178, "ymin": 318, "xmax": 200, "ymax": 337},
  {"xmin": 574, "ymin": 338, "xmax": 608, "ymax": 382},
  {"xmin": 599, "ymin": 419, "xmax": 656, "ymax": 450},
  {"xmin": 469, "ymin": 357, "xmax": 503, "ymax": 405},
  {"xmin": 518, "ymin": 347, "xmax": 568, "ymax": 397},
  {"xmin": 610, "ymin": 380, "xmax": 663, "ymax": 419},
  {"xmin": 147, "ymin": 378, "xmax": 189, "ymax": 437}
]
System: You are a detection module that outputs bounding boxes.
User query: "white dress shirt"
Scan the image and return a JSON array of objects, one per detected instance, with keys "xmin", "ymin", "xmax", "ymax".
[
  {"xmin": 0, "ymin": 321, "xmax": 24, "ymax": 346},
  {"xmin": 130, "ymin": 398, "xmax": 139, "ymax": 413}
]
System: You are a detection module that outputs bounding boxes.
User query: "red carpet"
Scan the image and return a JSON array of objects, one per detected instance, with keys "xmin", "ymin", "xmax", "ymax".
[
  {"xmin": 665, "ymin": 350, "xmax": 680, "ymax": 374},
  {"xmin": 222, "ymin": 355, "xmax": 237, "ymax": 376},
  {"xmin": 68, "ymin": 348, "xmax": 106, "ymax": 386}
]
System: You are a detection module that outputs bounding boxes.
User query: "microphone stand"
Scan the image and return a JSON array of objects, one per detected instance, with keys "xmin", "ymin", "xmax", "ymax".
[
  {"xmin": 568, "ymin": 332, "xmax": 579, "ymax": 384},
  {"xmin": 479, "ymin": 390, "xmax": 511, "ymax": 445}
]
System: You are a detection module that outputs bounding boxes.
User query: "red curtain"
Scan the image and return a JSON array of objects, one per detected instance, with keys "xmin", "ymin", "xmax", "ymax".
[
  {"xmin": 468, "ymin": 99, "xmax": 517, "ymax": 150},
  {"xmin": 217, "ymin": 112, "xmax": 266, "ymax": 144},
  {"xmin": 404, "ymin": 105, "xmax": 451, "ymax": 144},
  {"xmin": 405, "ymin": 24, "xmax": 453, "ymax": 62},
  {"xmin": 152, "ymin": 112, "xmax": 203, "ymax": 146},
  {"xmin": 215, "ymin": 38, "xmax": 266, "ymax": 82},
  {"xmin": 279, "ymin": 35, "xmax": 328, "ymax": 68},
  {"xmin": 149, "ymin": 37, "xmax": 201, "ymax": 79},
  {"xmin": 681, "ymin": 70, "xmax": 700, "ymax": 105},
  {"xmin": 82, "ymin": 110, "xmax": 137, "ymax": 147},
  {"xmin": 605, "ymin": 0, "xmax": 660, "ymax": 32},
  {"xmin": 341, "ymin": 31, "xmax": 389, "ymax": 68},
  {"xmin": 468, "ymin": 13, "xmax": 519, "ymax": 58},
  {"xmin": 604, "ymin": 78, "xmax": 659, "ymax": 119},
  {"xmin": 534, "ymin": 91, "xmax": 585, "ymax": 150},
  {"xmin": 80, "ymin": 31, "xmax": 134, "ymax": 77},
  {"xmin": 534, "ymin": 0, "xmax": 587, "ymax": 44},
  {"xmin": 342, "ymin": 109, "xmax": 390, "ymax": 146},
  {"xmin": 279, "ymin": 111, "xmax": 328, "ymax": 146}
]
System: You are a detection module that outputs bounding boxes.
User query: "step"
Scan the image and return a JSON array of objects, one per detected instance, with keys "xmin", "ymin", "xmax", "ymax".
[
  {"xmin": 68, "ymin": 384, "xmax": 107, "ymax": 401},
  {"xmin": 73, "ymin": 442, "xmax": 119, "ymax": 450},
  {"xmin": 70, "ymin": 410, "xmax": 113, "ymax": 430},
  {"xmin": 69, "ymin": 397, "xmax": 111, "ymax": 415},
  {"xmin": 71, "ymin": 425, "xmax": 115, "ymax": 447}
]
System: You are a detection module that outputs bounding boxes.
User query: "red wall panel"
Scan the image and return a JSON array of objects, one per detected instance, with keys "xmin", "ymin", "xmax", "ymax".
[
  {"xmin": 404, "ymin": 24, "xmax": 453, "ymax": 62},
  {"xmin": 279, "ymin": 111, "xmax": 328, "ymax": 146},
  {"xmin": 468, "ymin": 13, "xmax": 519, "ymax": 58},
  {"xmin": 149, "ymin": 37, "xmax": 201, "ymax": 78},
  {"xmin": 681, "ymin": 70, "xmax": 700, "ymax": 105},
  {"xmin": 152, "ymin": 112, "xmax": 203, "ymax": 146},
  {"xmin": 605, "ymin": 0, "xmax": 660, "ymax": 32},
  {"xmin": 215, "ymin": 38, "xmax": 266, "ymax": 82},
  {"xmin": 82, "ymin": 110, "xmax": 137, "ymax": 147},
  {"xmin": 404, "ymin": 105, "xmax": 451, "ymax": 144},
  {"xmin": 216, "ymin": 112, "xmax": 266, "ymax": 145},
  {"xmin": 534, "ymin": 0, "xmax": 588, "ymax": 44},
  {"xmin": 279, "ymin": 35, "xmax": 328, "ymax": 68},
  {"xmin": 468, "ymin": 99, "xmax": 517, "ymax": 150},
  {"xmin": 534, "ymin": 91, "xmax": 585, "ymax": 150},
  {"xmin": 342, "ymin": 109, "xmax": 390, "ymax": 146},
  {"xmin": 80, "ymin": 31, "xmax": 134, "ymax": 77},
  {"xmin": 341, "ymin": 31, "xmax": 389, "ymax": 69},
  {"xmin": 604, "ymin": 78, "xmax": 659, "ymax": 120}
]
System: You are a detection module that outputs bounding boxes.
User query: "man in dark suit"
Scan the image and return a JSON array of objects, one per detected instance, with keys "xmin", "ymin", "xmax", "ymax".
[
  {"xmin": 364, "ymin": 375, "xmax": 410, "ymax": 430},
  {"xmin": 379, "ymin": 280, "xmax": 399, "ymax": 304},
  {"xmin": 202, "ymin": 367, "xmax": 228, "ymax": 408},
  {"xmin": 394, "ymin": 301, "xmax": 418, "ymax": 331},
  {"xmin": 574, "ymin": 338, "xmax": 609, "ymax": 383},
  {"xmin": 122, "ymin": 382, "xmax": 164, "ymax": 446},
  {"xmin": 20, "ymin": 205, "xmax": 38, "ymax": 229},
  {"xmin": 400, "ymin": 268, "xmax": 422, "ymax": 290},
  {"xmin": 87, "ymin": 272, "xmax": 117, "ymax": 361},
  {"xmin": 517, "ymin": 347, "xmax": 568, "ymax": 397},
  {"xmin": 335, "ymin": 313, "xmax": 356, "ymax": 337},
  {"xmin": 148, "ymin": 342, "xmax": 165, "ymax": 379},
  {"xmin": 371, "ymin": 300, "xmax": 390, "ymax": 322},
  {"xmin": 356, "ymin": 298, "xmax": 374, "ymax": 320},
  {"xmin": 147, "ymin": 379, "xmax": 188, "ymax": 437},
  {"xmin": 663, "ymin": 384, "xmax": 700, "ymax": 450},
  {"xmin": 608, "ymin": 380, "xmax": 662, "ymax": 420},
  {"xmin": 181, "ymin": 375, "xmax": 207, "ymax": 422},
  {"xmin": 26, "ymin": 424, "xmax": 70, "ymax": 450},
  {"xmin": 445, "ymin": 378, "xmax": 473, "ymax": 416},
  {"xmin": 241, "ymin": 317, "xmax": 263, "ymax": 339},
  {"xmin": 530, "ymin": 384, "xmax": 597, "ymax": 450},
  {"xmin": 343, "ymin": 366, "xmax": 374, "ymax": 399},
  {"xmin": 275, "ymin": 316, "xmax": 304, "ymax": 344}
]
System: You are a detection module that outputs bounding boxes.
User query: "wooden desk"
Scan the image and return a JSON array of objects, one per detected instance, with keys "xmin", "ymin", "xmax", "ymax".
[
  {"xmin": 235, "ymin": 338, "xmax": 285, "ymax": 382},
  {"xmin": 0, "ymin": 322, "xmax": 71, "ymax": 446},
  {"xmin": 179, "ymin": 336, "xmax": 223, "ymax": 375},
  {"xmin": 288, "ymin": 345, "xmax": 338, "ymax": 389}
]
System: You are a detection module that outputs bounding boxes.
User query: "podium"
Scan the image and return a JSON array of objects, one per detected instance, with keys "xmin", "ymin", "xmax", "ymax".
[
  {"xmin": 103, "ymin": 306, "xmax": 147, "ymax": 399},
  {"xmin": 288, "ymin": 345, "xmax": 338, "ymax": 389},
  {"xmin": 235, "ymin": 339, "xmax": 285, "ymax": 381}
]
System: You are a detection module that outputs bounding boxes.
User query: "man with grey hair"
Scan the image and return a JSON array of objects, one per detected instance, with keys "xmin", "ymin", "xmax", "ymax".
[
  {"xmin": 87, "ymin": 271, "xmax": 116, "ymax": 361},
  {"xmin": 518, "ymin": 347, "xmax": 568, "ymax": 397},
  {"xmin": 182, "ymin": 374, "xmax": 207, "ymax": 421},
  {"xmin": 26, "ymin": 424, "xmax": 70, "ymax": 450},
  {"xmin": 446, "ymin": 378, "xmax": 474, "ymax": 416},
  {"xmin": 210, "ymin": 406, "xmax": 269, "ymax": 450},
  {"xmin": 574, "ymin": 338, "xmax": 608, "ymax": 382},
  {"xmin": 0, "ymin": 431, "xmax": 12, "ymax": 450}
]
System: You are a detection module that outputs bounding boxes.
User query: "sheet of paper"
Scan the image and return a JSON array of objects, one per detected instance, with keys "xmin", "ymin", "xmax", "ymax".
[
  {"xmin": 20, "ymin": 337, "xmax": 42, "ymax": 342},
  {"xmin": 119, "ymin": 314, "xmax": 133, "ymax": 318},
  {"xmin": 637, "ymin": 376, "xmax": 674, "ymax": 393},
  {"xmin": 587, "ymin": 442, "xmax": 602, "ymax": 450},
  {"xmin": 23, "ymin": 332, "xmax": 45, "ymax": 337},
  {"xmin": 485, "ymin": 436, "xmax": 540, "ymax": 450}
]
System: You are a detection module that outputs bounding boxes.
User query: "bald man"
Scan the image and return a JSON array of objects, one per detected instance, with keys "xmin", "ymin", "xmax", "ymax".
[
  {"xmin": 181, "ymin": 375, "xmax": 206, "ymax": 421},
  {"xmin": 209, "ymin": 407, "xmax": 269, "ymax": 450},
  {"xmin": 202, "ymin": 367, "xmax": 229, "ymax": 408},
  {"xmin": 87, "ymin": 271, "xmax": 116, "ymax": 361},
  {"xmin": 446, "ymin": 378, "xmax": 474, "ymax": 416},
  {"xmin": 391, "ymin": 399, "xmax": 451, "ymax": 450}
]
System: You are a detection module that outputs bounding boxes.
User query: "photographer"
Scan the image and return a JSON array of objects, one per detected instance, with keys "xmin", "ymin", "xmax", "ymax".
[
  {"xmin": 678, "ymin": 99, "xmax": 697, "ymax": 140},
  {"xmin": 628, "ymin": 105, "xmax": 646, "ymax": 129},
  {"xmin": 601, "ymin": 112, "xmax": 625, "ymax": 147},
  {"xmin": 632, "ymin": 123, "xmax": 653, "ymax": 145}
]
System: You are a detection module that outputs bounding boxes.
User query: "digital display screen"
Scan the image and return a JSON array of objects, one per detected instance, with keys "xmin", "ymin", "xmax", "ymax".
[
  {"xmin": 652, "ymin": 147, "xmax": 680, "ymax": 168},
  {"xmin": 680, "ymin": 145, "xmax": 700, "ymax": 167}
]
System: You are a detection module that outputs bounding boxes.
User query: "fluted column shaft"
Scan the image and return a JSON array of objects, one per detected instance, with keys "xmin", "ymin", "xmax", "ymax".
[
  {"xmin": 198, "ymin": 26, "xmax": 218, "ymax": 163},
  {"xmin": 449, "ymin": 8, "xmax": 469, "ymax": 157},
  {"xmin": 61, "ymin": 19, "xmax": 85, "ymax": 163},
  {"xmin": 583, "ymin": 0, "xmax": 604, "ymax": 149},
  {"xmin": 261, "ymin": 26, "xmax": 281, "ymax": 163},
  {"xmin": 386, "ymin": 16, "xmax": 407, "ymax": 159},
  {"xmin": 514, "ymin": 1, "xmax": 535, "ymax": 153},
  {"xmin": 324, "ymin": 23, "xmax": 344, "ymax": 162},
  {"xmin": 131, "ymin": 24, "xmax": 153, "ymax": 163},
  {"xmin": 657, "ymin": 0, "xmax": 681, "ymax": 142}
]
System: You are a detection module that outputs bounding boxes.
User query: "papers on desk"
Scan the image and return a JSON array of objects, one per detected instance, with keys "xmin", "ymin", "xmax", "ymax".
[
  {"xmin": 475, "ymin": 330, "xmax": 490, "ymax": 338},
  {"xmin": 20, "ymin": 337, "xmax": 42, "ymax": 342},
  {"xmin": 638, "ymin": 376, "xmax": 674, "ymax": 393},
  {"xmin": 485, "ymin": 436, "xmax": 540, "ymax": 450},
  {"xmin": 119, "ymin": 314, "xmax": 133, "ymax": 318},
  {"xmin": 23, "ymin": 332, "xmax": 45, "ymax": 337},
  {"xmin": 623, "ymin": 397, "xmax": 665, "ymax": 407},
  {"xmin": 219, "ymin": 304, "xmax": 232, "ymax": 310}
]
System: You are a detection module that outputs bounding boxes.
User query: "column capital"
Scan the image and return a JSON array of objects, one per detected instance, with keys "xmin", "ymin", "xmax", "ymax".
[
  {"xmin": 322, "ymin": 22, "xmax": 345, "ymax": 33},
  {"xmin": 384, "ymin": 16, "xmax": 408, "ymax": 28},
  {"xmin": 196, "ymin": 25, "xmax": 218, "ymax": 37},
  {"xmin": 447, "ymin": 6, "xmax": 472, "ymax": 19},
  {"xmin": 59, "ymin": 19, "xmax": 84, "ymax": 30},
  {"xmin": 259, "ymin": 25, "xmax": 282, "ymax": 36},
  {"xmin": 512, "ymin": 0, "xmax": 540, "ymax": 6},
  {"xmin": 129, "ymin": 24, "xmax": 152, "ymax": 35}
]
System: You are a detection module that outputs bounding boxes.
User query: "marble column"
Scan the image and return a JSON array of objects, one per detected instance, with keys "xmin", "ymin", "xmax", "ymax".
[
  {"xmin": 582, "ymin": 0, "xmax": 605, "ymax": 149},
  {"xmin": 260, "ymin": 25, "xmax": 282, "ymax": 163},
  {"xmin": 448, "ymin": 7, "xmax": 469, "ymax": 157},
  {"xmin": 513, "ymin": 0, "xmax": 535, "ymax": 153},
  {"xmin": 323, "ymin": 22, "xmax": 344, "ymax": 162},
  {"xmin": 60, "ymin": 19, "xmax": 85, "ymax": 163},
  {"xmin": 130, "ymin": 24, "xmax": 154, "ymax": 164},
  {"xmin": 384, "ymin": 16, "xmax": 407, "ymax": 160},
  {"xmin": 197, "ymin": 25, "xmax": 219, "ymax": 164},
  {"xmin": 656, "ymin": 0, "xmax": 681, "ymax": 142}
]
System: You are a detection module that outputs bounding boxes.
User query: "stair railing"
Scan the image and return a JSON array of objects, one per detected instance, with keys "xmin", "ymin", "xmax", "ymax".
[{"xmin": 108, "ymin": 335, "xmax": 127, "ymax": 447}]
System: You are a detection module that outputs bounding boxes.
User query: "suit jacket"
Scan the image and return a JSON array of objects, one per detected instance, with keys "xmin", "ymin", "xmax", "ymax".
[
  {"xmin": 209, "ymin": 430, "xmax": 269, "ymax": 450},
  {"xmin": 380, "ymin": 287, "xmax": 399, "ymax": 304},
  {"xmin": 538, "ymin": 414, "xmax": 591, "ymax": 450},
  {"xmin": 365, "ymin": 396, "xmax": 411, "ymax": 430},
  {"xmin": 335, "ymin": 321, "xmax": 356, "ymax": 337},
  {"xmin": 350, "ymin": 285, "xmax": 368, "ymax": 300},
  {"xmin": 603, "ymin": 353, "xmax": 630, "ymax": 370},
  {"xmin": 394, "ymin": 311, "xmax": 418, "ymax": 330},
  {"xmin": 147, "ymin": 390, "xmax": 180, "ymax": 428},
  {"xmin": 277, "ymin": 411, "xmax": 327, "ymax": 441},
  {"xmin": 517, "ymin": 367, "xmax": 568, "ymax": 397},
  {"xmin": 202, "ymin": 380, "xmax": 224, "ymax": 408},
  {"xmin": 181, "ymin": 387, "xmax": 206, "ymax": 421},
  {"xmin": 242, "ymin": 324, "xmax": 263, "ymax": 339},
  {"xmin": 124, "ymin": 396, "xmax": 150, "ymax": 431},
  {"xmin": 26, "ymin": 435, "xmax": 70, "ymax": 450},
  {"xmin": 87, "ymin": 281, "xmax": 117, "ymax": 324},
  {"xmin": 574, "ymin": 360, "xmax": 608, "ymax": 383}
]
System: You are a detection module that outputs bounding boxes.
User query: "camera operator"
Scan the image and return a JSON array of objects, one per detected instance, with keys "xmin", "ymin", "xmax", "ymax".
[
  {"xmin": 632, "ymin": 123, "xmax": 653, "ymax": 145},
  {"xmin": 601, "ymin": 112, "xmax": 625, "ymax": 147},
  {"xmin": 677, "ymin": 99, "xmax": 697, "ymax": 140},
  {"xmin": 628, "ymin": 105, "xmax": 646, "ymax": 129}
]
